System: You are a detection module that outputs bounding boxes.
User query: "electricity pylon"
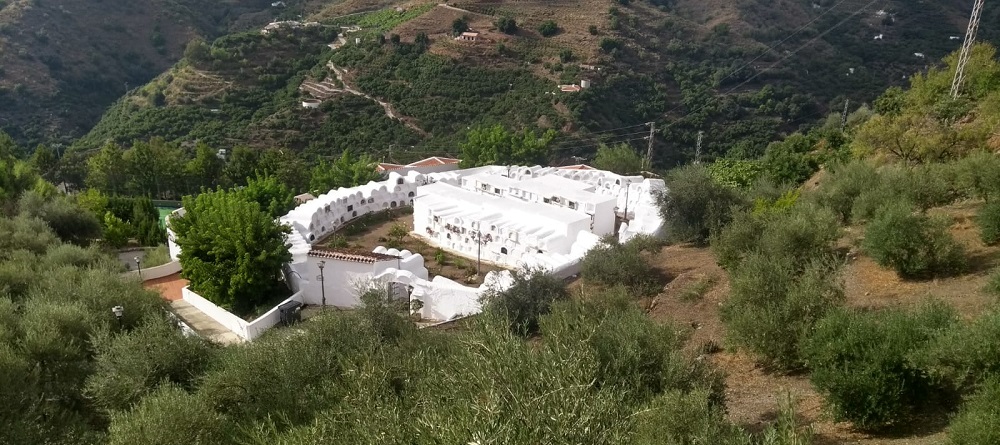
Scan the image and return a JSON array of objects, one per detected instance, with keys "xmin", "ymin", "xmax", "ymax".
[{"xmin": 950, "ymin": 0, "xmax": 986, "ymax": 98}]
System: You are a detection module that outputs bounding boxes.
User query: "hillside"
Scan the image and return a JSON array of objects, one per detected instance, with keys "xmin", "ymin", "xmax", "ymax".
[
  {"xmin": 0, "ymin": 0, "xmax": 293, "ymax": 147},
  {"xmin": 73, "ymin": 0, "xmax": 1000, "ymax": 167}
]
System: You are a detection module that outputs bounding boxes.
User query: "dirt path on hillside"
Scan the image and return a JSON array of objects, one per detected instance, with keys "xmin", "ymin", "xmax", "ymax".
[{"xmin": 326, "ymin": 62, "xmax": 429, "ymax": 136}]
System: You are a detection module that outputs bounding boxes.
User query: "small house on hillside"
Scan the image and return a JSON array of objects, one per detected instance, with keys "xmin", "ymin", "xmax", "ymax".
[{"xmin": 457, "ymin": 32, "xmax": 480, "ymax": 42}]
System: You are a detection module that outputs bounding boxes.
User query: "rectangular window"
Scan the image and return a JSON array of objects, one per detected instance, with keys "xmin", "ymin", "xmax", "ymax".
[
  {"xmin": 480, "ymin": 183, "xmax": 489, "ymax": 191},
  {"xmin": 494, "ymin": 188, "xmax": 501, "ymax": 194},
  {"xmin": 347, "ymin": 205, "xmax": 353, "ymax": 212},
  {"xmin": 568, "ymin": 201, "xmax": 577, "ymax": 210},
  {"xmin": 543, "ymin": 198, "xmax": 551, "ymax": 204}
]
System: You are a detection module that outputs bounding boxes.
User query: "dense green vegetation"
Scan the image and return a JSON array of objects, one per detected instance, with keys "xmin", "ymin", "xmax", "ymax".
[
  {"xmin": 169, "ymin": 179, "xmax": 293, "ymax": 315},
  {"xmin": 0, "ymin": 0, "xmax": 281, "ymax": 147}
]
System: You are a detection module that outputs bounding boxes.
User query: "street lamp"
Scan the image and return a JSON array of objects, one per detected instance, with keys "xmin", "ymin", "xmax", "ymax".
[
  {"xmin": 134, "ymin": 256, "xmax": 142, "ymax": 280},
  {"xmin": 317, "ymin": 261, "xmax": 326, "ymax": 310},
  {"xmin": 111, "ymin": 305, "xmax": 124, "ymax": 327}
]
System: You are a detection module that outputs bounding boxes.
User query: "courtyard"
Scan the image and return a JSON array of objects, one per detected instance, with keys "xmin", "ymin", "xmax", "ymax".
[{"xmin": 316, "ymin": 207, "xmax": 504, "ymax": 286}]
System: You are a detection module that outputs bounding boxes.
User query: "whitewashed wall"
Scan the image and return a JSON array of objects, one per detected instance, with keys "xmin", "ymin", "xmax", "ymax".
[
  {"xmin": 120, "ymin": 260, "xmax": 181, "ymax": 281},
  {"xmin": 181, "ymin": 286, "xmax": 305, "ymax": 341},
  {"xmin": 166, "ymin": 208, "xmax": 185, "ymax": 261}
]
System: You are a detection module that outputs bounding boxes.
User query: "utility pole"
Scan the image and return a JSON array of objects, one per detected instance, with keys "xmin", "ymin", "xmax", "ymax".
[
  {"xmin": 644, "ymin": 121, "xmax": 655, "ymax": 170},
  {"xmin": 950, "ymin": 0, "xmax": 986, "ymax": 98},
  {"xmin": 841, "ymin": 99, "xmax": 850, "ymax": 131},
  {"xmin": 694, "ymin": 131, "xmax": 704, "ymax": 164}
]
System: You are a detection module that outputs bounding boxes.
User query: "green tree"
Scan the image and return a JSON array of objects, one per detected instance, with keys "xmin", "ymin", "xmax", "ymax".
[
  {"xmin": 18, "ymin": 191, "xmax": 102, "ymax": 245},
  {"xmin": 239, "ymin": 174, "xmax": 296, "ymax": 218},
  {"xmin": 592, "ymin": 143, "xmax": 644, "ymax": 174},
  {"xmin": 106, "ymin": 385, "xmax": 234, "ymax": 445},
  {"xmin": 656, "ymin": 164, "xmax": 746, "ymax": 244},
  {"xmin": 223, "ymin": 145, "xmax": 260, "ymax": 187},
  {"xmin": 86, "ymin": 142, "xmax": 128, "ymax": 195},
  {"xmin": 761, "ymin": 132, "xmax": 819, "ymax": 185},
  {"xmin": 103, "ymin": 211, "xmax": 130, "ymax": 248},
  {"xmin": 0, "ymin": 156, "xmax": 43, "ymax": 207},
  {"xmin": 186, "ymin": 141, "xmax": 224, "ymax": 192},
  {"xmin": 451, "ymin": 17, "xmax": 468, "ymax": 36},
  {"xmin": 481, "ymin": 268, "xmax": 569, "ymax": 336},
  {"xmin": 538, "ymin": 20, "xmax": 558, "ymax": 37},
  {"xmin": 459, "ymin": 124, "xmax": 556, "ymax": 168},
  {"xmin": 495, "ymin": 16, "xmax": 518, "ymax": 34},
  {"xmin": 801, "ymin": 303, "xmax": 957, "ymax": 430},
  {"xmin": 863, "ymin": 201, "xmax": 965, "ymax": 279},
  {"xmin": 723, "ymin": 253, "xmax": 843, "ymax": 370},
  {"xmin": 86, "ymin": 319, "xmax": 217, "ymax": 414},
  {"xmin": 170, "ymin": 188, "xmax": 292, "ymax": 313},
  {"xmin": 0, "ymin": 130, "xmax": 21, "ymax": 159},
  {"xmin": 29, "ymin": 144, "xmax": 58, "ymax": 180},
  {"xmin": 309, "ymin": 151, "xmax": 381, "ymax": 194},
  {"xmin": 123, "ymin": 138, "xmax": 188, "ymax": 199}
]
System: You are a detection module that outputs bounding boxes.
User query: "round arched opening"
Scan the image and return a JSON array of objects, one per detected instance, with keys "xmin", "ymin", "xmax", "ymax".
[{"xmin": 501, "ymin": 247, "xmax": 508, "ymax": 255}]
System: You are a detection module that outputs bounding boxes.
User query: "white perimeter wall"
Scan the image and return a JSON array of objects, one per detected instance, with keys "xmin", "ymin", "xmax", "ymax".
[
  {"xmin": 120, "ymin": 260, "xmax": 181, "ymax": 281},
  {"xmin": 181, "ymin": 286, "xmax": 305, "ymax": 341}
]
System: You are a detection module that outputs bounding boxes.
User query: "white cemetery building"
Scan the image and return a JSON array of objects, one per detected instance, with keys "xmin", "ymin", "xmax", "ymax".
[{"xmin": 166, "ymin": 161, "xmax": 666, "ymax": 339}]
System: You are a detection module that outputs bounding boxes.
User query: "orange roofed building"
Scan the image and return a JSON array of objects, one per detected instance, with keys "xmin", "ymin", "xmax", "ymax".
[{"xmin": 377, "ymin": 156, "xmax": 461, "ymax": 175}]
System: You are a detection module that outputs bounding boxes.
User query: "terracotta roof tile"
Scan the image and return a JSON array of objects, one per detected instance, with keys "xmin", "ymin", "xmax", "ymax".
[
  {"xmin": 377, "ymin": 163, "xmax": 406, "ymax": 172},
  {"xmin": 308, "ymin": 247, "xmax": 398, "ymax": 264},
  {"xmin": 558, "ymin": 164, "xmax": 597, "ymax": 170}
]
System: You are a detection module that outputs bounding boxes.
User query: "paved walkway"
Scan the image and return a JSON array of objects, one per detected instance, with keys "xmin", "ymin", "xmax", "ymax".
[
  {"xmin": 143, "ymin": 273, "xmax": 187, "ymax": 301},
  {"xmin": 144, "ymin": 273, "xmax": 243, "ymax": 345},
  {"xmin": 168, "ymin": 300, "xmax": 244, "ymax": 345}
]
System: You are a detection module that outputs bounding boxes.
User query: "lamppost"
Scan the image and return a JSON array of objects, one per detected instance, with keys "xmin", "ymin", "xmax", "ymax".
[
  {"xmin": 317, "ymin": 261, "xmax": 326, "ymax": 310},
  {"xmin": 134, "ymin": 256, "xmax": 142, "ymax": 280},
  {"xmin": 111, "ymin": 305, "xmax": 124, "ymax": 327}
]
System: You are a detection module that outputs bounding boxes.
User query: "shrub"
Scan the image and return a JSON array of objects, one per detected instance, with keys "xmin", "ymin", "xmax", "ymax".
[
  {"xmin": 541, "ymin": 291, "xmax": 723, "ymax": 402},
  {"xmin": 559, "ymin": 48, "xmax": 574, "ymax": 62},
  {"xmin": 918, "ymin": 309, "xmax": 1000, "ymax": 391},
  {"xmin": 86, "ymin": 319, "xmax": 217, "ymax": 413},
  {"xmin": 495, "ymin": 16, "xmax": 517, "ymax": 34},
  {"xmin": 712, "ymin": 201, "xmax": 839, "ymax": 271},
  {"xmin": 142, "ymin": 244, "xmax": 172, "ymax": 268},
  {"xmin": 599, "ymin": 37, "xmax": 621, "ymax": 52},
  {"xmin": 808, "ymin": 160, "xmax": 879, "ymax": 223},
  {"xmin": 538, "ymin": 20, "xmax": 558, "ymax": 37},
  {"xmin": 722, "ymin": 253, "xmax": 843, "ymax": 370},
  {"xmin": 18, "ymin": 191, "xmax": 102, "ymax": 245},
  {"xmin": 947, "ymin": 377, "xmax": 1000, "ymax": 445},
  {"xmin": 800, "ymin": 303, "xmax": 958, "ymax": 431},
  {"xmin": 953, "ymin": 150, "xmax": 1000, "ymax": 202},
  {"xmin": 862, "ymin": 202, "xmax": 965, "ymax": 279},
  {"xmin": 481, "ymin": 267, "xmax": 568, "ymax": 336},
  {"xmin": 588, "ymin": 24, "xmax": 599, "ymax": 35},
  {"xmin": 581, "ymin": 238, "xmax": 662, "ymax": 295},
  {"xmin": 978, "ymin": 200, "xmax": 1000, "ymax": 245},
  {"xmin": 657, "ymin": 164, "xmax": 746, "ymax": 244},
  {"xmin": 106, "ymin": 385, "xmax": 233, "ymax": 445}
]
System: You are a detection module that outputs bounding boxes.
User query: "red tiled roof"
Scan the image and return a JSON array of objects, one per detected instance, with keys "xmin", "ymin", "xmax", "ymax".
[
  {"xmin": 558, "ymin": 164, "xmax": 597, "ymax": 170},
  {"xmin": 407, "ymin": 156, "xmax": 461, "ymax": 168},
  {"xmin": 377, "ymin": 163, "xmax": 406, "ymax": 172},
  {"xmin": 308, "ymin": 247, "xmax": 398, "ymax": 264},
  {"xmin": 559, "ymin": 85, "xmax": 582, "ymax": 92}
]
